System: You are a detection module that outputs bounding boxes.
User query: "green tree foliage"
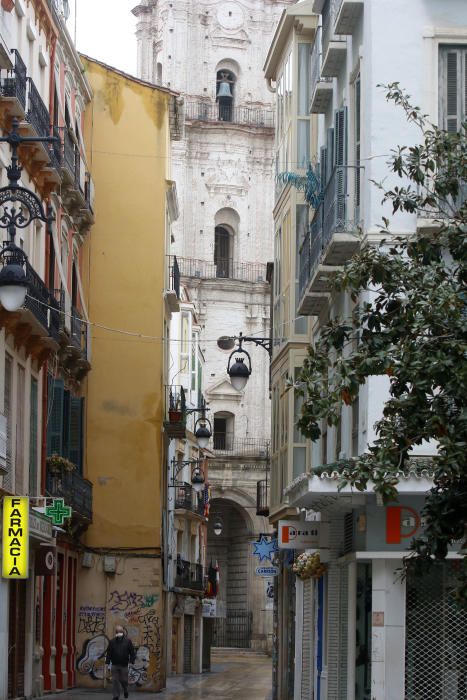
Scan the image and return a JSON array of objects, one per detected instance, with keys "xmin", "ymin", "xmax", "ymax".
[{"xmin": 293, "ymin": 84, "xmax": 467, "ymax": 602}]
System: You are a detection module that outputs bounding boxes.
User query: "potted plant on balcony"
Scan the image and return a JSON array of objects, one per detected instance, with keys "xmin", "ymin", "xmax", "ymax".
[
  {"xmin": 168, "ymin": 388, "xmax": 184, "ymax": 423},
  {"xmin": 292, "ymin": 552, "xmax": 326, "ymax": 581},
  {"xmin": 46, "ymin": 454, "xmax": 75, "ymax": 475}
]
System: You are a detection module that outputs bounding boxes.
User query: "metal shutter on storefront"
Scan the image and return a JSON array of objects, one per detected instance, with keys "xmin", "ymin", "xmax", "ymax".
[
  {"xmin": 326, "ymin": 515, "xmax": 348, "ymax": 700},
  {"xmin": 405, "ymin": 561, "xmax": 467, "ymax": 699},
  {"xmin": 183, "ymin": 616, "xmax": 193, "ymax": 674},
  {"xmin": 301, "ymin": 579, "xmax": 314, "ymax": 700}
]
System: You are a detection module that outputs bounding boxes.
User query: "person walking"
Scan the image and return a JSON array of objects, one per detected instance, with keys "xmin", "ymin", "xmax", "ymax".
[{"xmin": 105, "ymin": 625, "xmax": 136, "ymax": 700}]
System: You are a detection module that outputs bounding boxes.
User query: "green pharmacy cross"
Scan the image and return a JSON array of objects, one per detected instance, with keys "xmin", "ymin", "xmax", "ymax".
[{"xmin": 46, "ymin": 498, "xmax": 72, "ymax": 526}]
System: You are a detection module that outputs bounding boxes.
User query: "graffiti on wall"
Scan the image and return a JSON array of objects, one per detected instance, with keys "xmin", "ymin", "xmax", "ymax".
[
  {"xmin": 78, "ymin": 606, "xmax": 106, "ymax": 635},
  {"xmin": 77, "ymin": 590, "xmax": 162, "ymax": 689}
]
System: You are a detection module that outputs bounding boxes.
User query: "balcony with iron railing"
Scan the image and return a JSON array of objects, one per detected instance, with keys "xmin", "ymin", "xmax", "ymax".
[
  {"xmin": 62, "ymin": 127, "xmax": 79, "ymax": 187},
  {"xmin": 23, "ymin": 262, "xmax": 63, "ymax": 345},
  {"xmin": 298, "ymin": 165, "xmax": 361, "ymax": 316},
  {"xmin": 256, "ymin": 479, "xmax": 270, "ymax": 517},
  {"xmin": 164, "ymin": 384, "xmax": 187, "ymax": 438},
  {"xmin": 185, "ymin": 100, "xmax": 274, "ymax": 128},
  {"xmin": 333, "ymin": 0, "xmax": 363, "ymax": 35},
  {"xmin": 310, "ymin": 27, "xmax": 333, "ymax": 114},
  {"xmin": 1, "ymin": 49, "xmax": 27, "ymax": 115},
  {"xmin": 70, "ymin": 306, "xmax": 87, "ymax": 358},
  {"xmin": 212, "ymin": 434, "xmax": 270, "ymax": 459},
  {"xmin": 166, "ymin": 255, "xmax": 181, "ymax": 313},
  {"xmin": 174, "ymin": 557, "xmax": 204, "ymax": 591},
  {"xmin": 176, "ymin": 256, "xmax": 268, "ymax": 284},
  {"xmin": 26, "ymin": 78, "xmax": 50, "ymax": 138},
  {"xmin": 175, "ymin": 482, "xmax": 205, "ymax": 517},
  {"xmin": 46, "ymin": 467, "xmax": 93, "ymax": 522},
  {"xmin": 321, "ymin": 0, "xmax": 347, "ymax": 77}
]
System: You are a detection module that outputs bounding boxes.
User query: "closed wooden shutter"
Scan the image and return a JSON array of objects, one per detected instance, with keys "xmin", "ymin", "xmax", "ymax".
[
  {"xmin": 69, "ymin": 397, "xmax": 84, "ymax": 472},
  {"xmin": 326, "ymin": 127, "xmax": 334, "ymax": 183},
  {"xmin": 3, "ymin": 354, "xmax": 13, "ymax": 492},
  {"xmin": 29, "ymin": 377, "xmax": 38, "ymax": 495},
  {"xmin": 301, "ymin": 579, "xmax": 314, "ymax": 700},
  {"xmin": 440, "ymin": 46, "xmax": 467, "ymax": 132},
  {"xmin": 47, "ymin": 377, "xmax": 64, "ymax": 456},
  {"xmin": 334, "ymin": 107, "xmax": 348, "ymax": 224}
]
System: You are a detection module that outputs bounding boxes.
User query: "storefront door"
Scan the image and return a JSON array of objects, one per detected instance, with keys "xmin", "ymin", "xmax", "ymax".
[{"xmin": 8, "ymin": 580, "xmax": 27, "ymax": 699}]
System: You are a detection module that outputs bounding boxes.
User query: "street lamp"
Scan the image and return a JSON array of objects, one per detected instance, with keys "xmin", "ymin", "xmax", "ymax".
[
  {"xmin": 0, "ymin": 119, "xmax": 58, "ymax": 312},
  {"xmin": 227, "ymin": 332, "xmax": 271, "ymax": 391},
  {"xmin": 185, "ymin": 398, "xmax": 212, "ymax": 448},
  {"xmin": 170, "ymin": 458, "xmax": 206, "ymax": 492},
  {"xmin": 213, "ymin": 520, "xmax": 223, "ymax": 536}
]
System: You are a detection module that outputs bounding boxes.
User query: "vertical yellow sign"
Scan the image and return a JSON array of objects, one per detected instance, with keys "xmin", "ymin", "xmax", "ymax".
[{"xmin": 2, "ymin": 496, "xmax": 29, "ymax": 579}]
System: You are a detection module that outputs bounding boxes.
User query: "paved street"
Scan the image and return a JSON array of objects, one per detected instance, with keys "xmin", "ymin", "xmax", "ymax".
[{"xmin": 37, "ymin": 650, "xmax": 272, "ymax": 700}]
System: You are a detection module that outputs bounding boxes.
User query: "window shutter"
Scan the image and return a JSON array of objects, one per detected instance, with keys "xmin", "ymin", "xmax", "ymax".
[
  {"xmin": 46, "ymin": 377, "xmax": 64, "ymax": 456},
  {"xmin": 69, "ymin": 397, "xmax": 84, "ymax": 472},
  {"xmin": 334, "ymin": 107, "xmax": 348, "ymax": 225},
  {"xmin": 29, "ymin": 378, "xmax": 38, "ymax": 496},
  {"xmin": 440, "ymin": 47, "xmax": 467, "ymax": 133},
  {"xmin": 320, "ymin": 145, "xmax": 327, "ymax": 191},
  {"xmin": 326, "ymin": 127, "xmax": 334, "ymax": 183}
]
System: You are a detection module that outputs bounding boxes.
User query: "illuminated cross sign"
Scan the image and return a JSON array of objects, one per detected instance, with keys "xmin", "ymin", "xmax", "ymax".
[{"xmin": 45, "ymin": 498, "xmax": 72, "ymax": 526}]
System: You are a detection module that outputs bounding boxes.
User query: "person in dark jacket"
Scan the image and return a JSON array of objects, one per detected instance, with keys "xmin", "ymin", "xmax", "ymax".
[{"xmin": 105, "ymin": 625, "xmax": 136, "ymax": 700}]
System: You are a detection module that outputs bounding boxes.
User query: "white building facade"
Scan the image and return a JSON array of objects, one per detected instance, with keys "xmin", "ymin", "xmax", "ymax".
[
  {"xmin": 133, "ymin": 0, "xmax": 295, "ymax": 655},
  {"xmin": 266, "ymin": 0, "xmax": 467, "ymax": 699}
]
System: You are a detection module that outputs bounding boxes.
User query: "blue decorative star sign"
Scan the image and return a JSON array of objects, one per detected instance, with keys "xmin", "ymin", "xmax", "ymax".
[{"xmin": 252, "ymin": 535, "xmax": 279, "ymax": 563}]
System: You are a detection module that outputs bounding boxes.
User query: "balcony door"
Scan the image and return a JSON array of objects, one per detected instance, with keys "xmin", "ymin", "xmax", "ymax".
[{"xmin": 214, "ymin": 227, "xmax": 231, "ymax": 278}]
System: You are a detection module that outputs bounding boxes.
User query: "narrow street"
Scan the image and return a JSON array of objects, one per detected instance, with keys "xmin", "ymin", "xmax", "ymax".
[{"xmin": 37, "ymin": 651, "xmax": 272, "ymax": 700}]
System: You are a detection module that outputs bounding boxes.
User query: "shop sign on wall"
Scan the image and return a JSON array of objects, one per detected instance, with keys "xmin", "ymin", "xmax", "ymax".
[
  {"xmin": 2, "ymin": 496, "xmax": 29, "ymax": 579},
  {"xmin": 255, "ymin": 565, "xmax": 279, "ymax": 577},
  {"xmin": 278, "ymin": 520, "xmax": 327, "ymax": 549}
]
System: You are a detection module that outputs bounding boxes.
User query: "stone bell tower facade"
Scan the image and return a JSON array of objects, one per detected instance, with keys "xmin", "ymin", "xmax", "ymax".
[{"xmin": 133, "ymin": 0, "xmax": 295, "ymax": 655}]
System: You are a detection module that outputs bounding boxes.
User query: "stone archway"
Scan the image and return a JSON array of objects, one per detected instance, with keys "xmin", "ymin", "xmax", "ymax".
[{"xmin": 206, "ymin": 494, "xmax": 272, "ymax": 653}]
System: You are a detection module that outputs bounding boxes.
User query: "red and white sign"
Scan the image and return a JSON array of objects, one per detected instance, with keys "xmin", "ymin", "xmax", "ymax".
[{"xmin": 278, "ymin": 520, "xmax": 326, "ymax": 549}]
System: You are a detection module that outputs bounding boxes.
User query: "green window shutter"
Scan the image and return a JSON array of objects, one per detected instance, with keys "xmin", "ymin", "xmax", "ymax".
[
  {"xmin": 46, "ymin": 377, "xmax": 64, "ymax": 456},
  {"xmin": 326, "ymin": 127, "xmax": 334, "ymax": 183},
  {"xmin": 62, "ymin": 390, "xmax": 71, "ymax": 459},
  {"xmin": 29, "ymin": 378, "xmax": 38, "ymax": 495},
  {"xmin": 69, "ymin": 397, "xmax": 84, "ymax": 473},
  {"xmin": 446, "ymin": 50, "xmax": 459, "ymax": 132}
]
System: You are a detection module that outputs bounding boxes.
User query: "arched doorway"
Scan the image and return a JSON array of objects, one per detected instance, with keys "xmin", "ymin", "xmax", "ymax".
[{"xmin": 207, "ymin": 498, "xmax": 252, "ymax": 648}]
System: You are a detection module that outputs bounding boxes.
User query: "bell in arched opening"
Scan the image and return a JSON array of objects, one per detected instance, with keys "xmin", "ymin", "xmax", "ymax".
[{"xmin": 216, "ymin": 70, "xmax": 235, "ymax": 122}]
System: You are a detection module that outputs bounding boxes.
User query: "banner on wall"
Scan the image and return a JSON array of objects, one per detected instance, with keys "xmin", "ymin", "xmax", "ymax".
[
  {"xmin": 278, "ymin": 520, "xmax": 327, "ymax": 549},
  {"xmin": 2, "ymin": 496, "xmax": 29, "ymax": 579}
]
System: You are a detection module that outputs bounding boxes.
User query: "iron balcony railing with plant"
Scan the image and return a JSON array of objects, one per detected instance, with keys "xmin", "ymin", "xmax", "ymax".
[
  {"xmin": 176, "ymin": 256, "xmax": 268, "ymax": 284},
  {"xmin": 175, "ymin": 482, "xmax": 205, "ymax": 516},
  {"xmin": 175, "ymin": 557, "xmax": 204, "ymax": 591},
  {"xmin": 213, "ymin": 434, "xmax": 270, "ymax": 458},
  {"xmin": 1, "ymin": 49, "xmax": 27, "ymax": 111},
  {"xmin": 299, "ymin": 165, "xmax": 361, "ymax": 299},
  {"xmin": 46, "ymin": 467, "xmax": 93, "ymax": 521},
  {"xmin": 26, "ymin": 78, "xmax": 50, "ymax": 137},
  {"xmin": 166, "ymin": 384, "xmax": 187, "ymax": 423},
  {"xmin": 185, "ymin": 100, "xmax": 274, "ymax": 128}
]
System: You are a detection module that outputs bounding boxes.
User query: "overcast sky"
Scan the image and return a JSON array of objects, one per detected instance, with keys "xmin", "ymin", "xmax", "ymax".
[{"xmin": 67, "ymin": 0, "xmax": 137, "ymax": 76}]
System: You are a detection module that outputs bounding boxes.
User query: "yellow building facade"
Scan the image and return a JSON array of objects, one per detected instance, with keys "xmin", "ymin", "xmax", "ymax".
[{"xmin": 75, "ymin": 57, "xmax": 177, "ymax": 692}]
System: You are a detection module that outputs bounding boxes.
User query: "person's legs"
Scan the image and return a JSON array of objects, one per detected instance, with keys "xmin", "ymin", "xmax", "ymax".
[
  {"xmin": 120, "ymin": 666, "xmax": 129, "ymax": 698},
  {"xmin": 111, "ymin": 665, "xmax": 123, "ymax": 699}
]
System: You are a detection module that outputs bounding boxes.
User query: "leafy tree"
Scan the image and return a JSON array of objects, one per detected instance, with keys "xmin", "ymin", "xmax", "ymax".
[{"xmin": 293, "ymin": 84, "xmax": 467, "ymax": 603}]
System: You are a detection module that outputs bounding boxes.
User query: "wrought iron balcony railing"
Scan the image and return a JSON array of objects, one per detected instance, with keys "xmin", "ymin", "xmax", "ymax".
[
  {"xmin": 175, "ymin": 557, "xmax": 204, "ymax": 591},
  {"xmin": 168, "ymin": 255, "xmax": 180, "ymax": 299},
  {"xmin": 26, "ymin": 78, "xmax": 50, "ymax": 137},
  {"xmin": 176, "ymin": 256, "xmax": 268, "ymax": 284},
  {"xmin": 185, "ymin": 100, "xmax": 274, "ymax": 128},
  {"xmin": 213, "ymin": 434, "xmax": 270, "ymax": 459},
  {"xmin": 71, "ymin": 306, "xmax": 87, "ymax": 357},
  {"xmin": 256, "ymin": 479, "xmax": 270, "ymax": 517},
  {"xmin": 46, "ymin": 467, "xmax": 93, "ymax": 521},
  {"xmin": 175, "ymin": 482, "xmax": 205, "ymax": 516},
  {"xmin": 48, "ymin": 126, "xmax": 63, "ymax": 171},
  {"xmin": 1, "ymin": 49, "xmax": 27, "ymax": 111},
  {"xmin": 299, "ymin": 165, "xmax": 361, "ymax": 298},
  {"xmin": 24, "ymin": 261, "xmax": 51, "ymax": 330},
  {"xmin": 310, "ymin": 27, "xmax": 333, "ymax": 105},
  {"xmin": 48, "ymin": 289, "xmax": 63, "ymax": 342}
]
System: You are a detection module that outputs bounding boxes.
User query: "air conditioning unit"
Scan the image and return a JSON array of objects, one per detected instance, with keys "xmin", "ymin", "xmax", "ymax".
[{"xmin": 103, "ymin": 556, "xmax": 116, "ymax": 574}]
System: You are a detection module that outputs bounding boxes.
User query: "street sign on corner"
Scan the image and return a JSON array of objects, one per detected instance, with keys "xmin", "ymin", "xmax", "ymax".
[{"xmin": 278, "ymin": 519, "xmax": 329, "ymax": 550}]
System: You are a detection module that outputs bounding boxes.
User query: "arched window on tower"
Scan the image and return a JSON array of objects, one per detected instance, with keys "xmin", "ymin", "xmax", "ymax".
[
  {"xmin": 216, "ymin": 70, "xmax": 235, "ymax": 122},
  {"xmin": 214, "ymin": 226, "xmax": 231, "ymax": 278}
]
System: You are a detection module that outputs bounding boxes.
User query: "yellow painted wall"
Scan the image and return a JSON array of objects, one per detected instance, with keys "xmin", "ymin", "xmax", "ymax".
[{"xmin": 81, "ymin": 58, "xmax": 170, "ymax": 550}]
